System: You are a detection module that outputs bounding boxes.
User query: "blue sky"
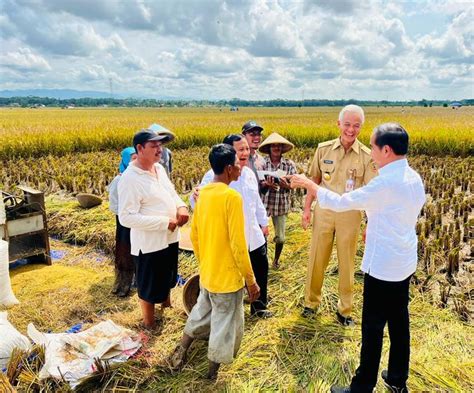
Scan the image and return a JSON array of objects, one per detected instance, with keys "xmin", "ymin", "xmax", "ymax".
[{"xmin": 0, "ymin": 0, "xmax": 472, "ymax": 100}]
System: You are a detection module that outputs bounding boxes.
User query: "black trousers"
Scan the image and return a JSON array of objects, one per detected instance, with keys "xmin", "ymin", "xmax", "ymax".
[
  {"xmin": 350, "ymin": 273, "xmax": 411, "ymax": 393},
  {"xmin": 249, "ymin": 243, "xmax": 269, "ymax": 314}
]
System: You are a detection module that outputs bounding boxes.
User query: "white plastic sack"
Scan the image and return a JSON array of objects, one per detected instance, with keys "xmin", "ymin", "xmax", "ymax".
[
  {"xmin": 0, "ymin": 311, "xmax": 32, "ymax": 369},
  {"xmin": 28, "ymin": 320, "xmax": 142, "ymax": 388},
  {"xmin": 0, "ymin": 240, "xmax": 19, "ymax": 307}
]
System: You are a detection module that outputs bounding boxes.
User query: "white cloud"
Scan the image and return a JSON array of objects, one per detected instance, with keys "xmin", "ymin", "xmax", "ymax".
[
  {"xmin": 0, "ymin": 47, "xmax": 51, "ymax": 72},
  {"xmin": 0, "ymin": 0, "xmax": 471, "ymax": 100},
  {"xmin": 418, "ymin": 8, "xmax": 473, "ymax": 64}
]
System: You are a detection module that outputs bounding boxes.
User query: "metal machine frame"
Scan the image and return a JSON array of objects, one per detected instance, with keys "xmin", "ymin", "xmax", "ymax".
[{"xmin": 1, "ymin": 186, "xmax": 51, "ymax": 265}]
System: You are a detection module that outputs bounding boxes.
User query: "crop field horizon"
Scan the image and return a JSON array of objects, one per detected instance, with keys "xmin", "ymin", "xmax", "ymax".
[{"xmin": 1, "ymin": 106, "xmax": 473, "ymax": 158}]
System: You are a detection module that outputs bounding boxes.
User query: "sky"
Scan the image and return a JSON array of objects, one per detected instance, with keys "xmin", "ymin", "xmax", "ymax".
[{"xmin": 0, "ymin": 0, "xmax": 473, "ymax": 100}]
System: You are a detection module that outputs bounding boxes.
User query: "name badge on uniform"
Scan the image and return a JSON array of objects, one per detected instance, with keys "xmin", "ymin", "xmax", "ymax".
[{"xmin": 323, "ymin": 159, "xmax": 333, "ymax": 164}]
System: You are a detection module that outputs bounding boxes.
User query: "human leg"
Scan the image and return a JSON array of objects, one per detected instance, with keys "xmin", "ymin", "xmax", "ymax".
[
  {"xmin": 169, "ymin": 288, "xmax": 213, "ymax": 370},
  {"xmin": 208, "ymin": 289, "xmax": 245, "ymax": 365},
  {"xmin": 271, "ymin": 215, "xmax": 287, "ymax": 268},
  {"xmin": 249, "ymin": 244, "xmax": 270, "ymax": 316},
  {"xmin": 304, "ymin": 206, "xmax": 335, "ymax": 310},
  {"xmin": 385, "ymin": 275, "xmax": 412, "ymax": 389},
  {"xmin": 134, "ymin": 248, "xmax": 174, "ymax": 326},
  {"xmin": 162, "ymin": 242, "xmax": 179, "ymax": 309},
  {"xmin": 334, "ymin": 210, "xmax": 361, "ymax": 318},
  {"xmin": 113, "ymin": 217, "xmax": 134, "ymax": 297},
  {"xmin": 350, "ymin": 274, "xmax": 387, "ymax": 392}
]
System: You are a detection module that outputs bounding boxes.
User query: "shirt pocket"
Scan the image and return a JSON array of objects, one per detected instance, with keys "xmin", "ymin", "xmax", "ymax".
[
  {"xmin": 353, "ymin": 164, "xmax": 365, "ymax": 188},
  {"xmin": 320, "ymin": 162, "xmax": 336, "ymax": 179}
]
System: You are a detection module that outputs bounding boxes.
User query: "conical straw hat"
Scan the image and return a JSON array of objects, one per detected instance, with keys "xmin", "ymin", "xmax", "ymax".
[
  {"xmin": 258, "ymin": 132, "xmax": 294, "ymax": 154},
  {"xmin": 148, "ymin": 123, "xmax": 176, "ymax": 144}
]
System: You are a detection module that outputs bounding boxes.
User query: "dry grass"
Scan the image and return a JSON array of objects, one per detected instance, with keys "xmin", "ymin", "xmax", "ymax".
[{"xmin": 3, "ymin": 214, "xmax": 473, "ymax": 392}]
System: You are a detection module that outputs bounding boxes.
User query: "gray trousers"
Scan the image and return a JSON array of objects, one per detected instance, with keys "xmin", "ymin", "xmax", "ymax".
[{"xmin": 184, "ymin": 287, "xmax": 244, "ymax": 364}]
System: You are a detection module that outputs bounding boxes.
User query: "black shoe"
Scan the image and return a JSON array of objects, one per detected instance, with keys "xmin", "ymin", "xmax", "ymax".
[
  {"xmin": 252, "ymin": 309, "xmax": 273, "ymax": 319},
  {"xmin": 381, "ymin": 370, "xmax": 409, "ymax": 392},
  {"xmin": 301, "ymin": 307, "xmax": 316, "ymax": 317},
  {"xmin": 330, "ymin": 385, "xmax": 351, "ymax": 393},
  {"xmin": 336, "ymin": 311, "xmax": 355, "ymax": 327}
]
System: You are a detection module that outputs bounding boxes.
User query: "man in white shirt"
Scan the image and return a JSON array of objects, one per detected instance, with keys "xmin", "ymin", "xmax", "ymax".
[
  {"xmin": 118, "ymin": 129, "xmax": 189, "ymax": 329},
  {"xmin": 289, "ymin": 123, "xmax": 426, "ymax": 393},
  {"xmin": 191, "ymin": 134, "xmax": 271, "ymax": 318},
  {"xmin": 241, "ymin": 121, "xmax": 265, "ymax": 182}
]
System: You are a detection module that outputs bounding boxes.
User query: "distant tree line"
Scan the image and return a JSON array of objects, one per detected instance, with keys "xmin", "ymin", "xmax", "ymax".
[{"xmin": 0, "ymin": 96, "xmax": 472, "ymax": 108}]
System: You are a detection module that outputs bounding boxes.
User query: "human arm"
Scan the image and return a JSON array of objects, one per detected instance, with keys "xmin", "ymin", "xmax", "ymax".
[
  {"xmin": 301, "ymin": 151, "xmax": 321, "ymax": 228},
  {"xmin": 118, "ymin": 176, "xmax": 174, "ymax": 231},
  {"xmin": 176, "ymin": 206, "xmax": 189, "ymax": 227},
  {"xmin": 189, "ymin": 169, "xmax": 213, "ymax": 210},
  {"xmin": 294, "ymin": 175, "xmax": 386, "ymax": 213},
  {"xmin": 190, "ymin": 211, "xmax": 200, "ymax": 261},
  {"xmin": 300, "ymin": 174, "xmax": 320, "ymax": 229}
]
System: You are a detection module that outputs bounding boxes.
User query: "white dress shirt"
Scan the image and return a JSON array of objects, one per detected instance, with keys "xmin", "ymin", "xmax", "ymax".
[
  {"xmin": 190, "ymin": 166, "xmax": 268, "ymax": 252},
  {"xmin": 118, "ymin": 162, "xmax": 186, "ymax": 256},
  {"xmin": 317, "ymin": 158, "xmax": 426, "ymax": 282}
]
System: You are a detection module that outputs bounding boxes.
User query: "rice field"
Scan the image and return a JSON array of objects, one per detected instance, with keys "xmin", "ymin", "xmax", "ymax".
[
  {"xmin": 1, "ymin": 106, "xmax": 473, "ymax": 159},
  {"xmin": 1, "ymin": 106, "xmax": 473, "ymax": 391}
]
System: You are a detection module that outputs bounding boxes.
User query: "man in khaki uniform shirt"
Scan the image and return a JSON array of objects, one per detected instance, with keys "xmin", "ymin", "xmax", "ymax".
[{"xmin": 302, "ymin": 105, "xmax": 377, "ymax": 326}]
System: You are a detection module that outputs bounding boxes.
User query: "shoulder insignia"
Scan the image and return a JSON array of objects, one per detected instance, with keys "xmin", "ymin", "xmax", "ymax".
[
  {"xmin": 370, "ymin": 161, "xmax": 378, "ymax": 172},
  {"xmin": 360, "ymin": 144, "xmax": 371, "ymax": 155},
  {"xmin": 318, "ymin": 139, "xmax": 336, "ymax": 148}
]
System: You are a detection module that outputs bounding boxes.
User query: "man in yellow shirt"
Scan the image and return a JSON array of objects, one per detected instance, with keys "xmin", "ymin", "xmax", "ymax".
[{"xmin": 169, "ymin": 144, "xmax": 260, "ymax": 380}]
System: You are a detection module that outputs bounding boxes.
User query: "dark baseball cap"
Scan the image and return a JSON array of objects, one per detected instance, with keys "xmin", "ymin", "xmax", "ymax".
[
  {"xmin": 241, "ymin": 120, "xmax": 263, "ymax": 134},
  {"xmin": 133, "ymin": 129, "xmax": 169, "ymax": 149}
]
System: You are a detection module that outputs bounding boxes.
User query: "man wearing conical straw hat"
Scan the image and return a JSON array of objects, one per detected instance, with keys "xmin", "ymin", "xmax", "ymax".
[
  {"xmin": 301, "ymin": 105, "xmax": 377, "ymax": 327},
  {"xmin": 258, "ymin": 132, "xmax": 297, "ymax": 268}
]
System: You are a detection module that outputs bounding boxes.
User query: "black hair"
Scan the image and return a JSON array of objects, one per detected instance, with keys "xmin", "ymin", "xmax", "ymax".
[
  {"xmin": 222, "ymin": 134, "xmax": 243, "ymax": 146},
  {"xmin": 373, "ymin": 123, "xmax": 409, "ymax": 155},
  {"xmin": 209, "ymin": 144, "xmax": 237, "ymax": 175}
]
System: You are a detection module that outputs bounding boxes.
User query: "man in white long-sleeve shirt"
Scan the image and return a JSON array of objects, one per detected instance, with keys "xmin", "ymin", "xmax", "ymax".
[
  {"xmin": 118, "ymin": 129, "xmax": 189, "ymax": 329},
  {"xmin": 191, "ymin": 134, "xmax": 272, "ymax": 318},
  {"xmin": 290, "ymin": 123, "xmax": 426, "ymax": 393}
]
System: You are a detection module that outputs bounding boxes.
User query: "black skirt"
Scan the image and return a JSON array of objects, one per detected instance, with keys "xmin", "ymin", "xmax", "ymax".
[{"xmin": 133, "ymin": 242, "xmax": 179, "ymax": 304}]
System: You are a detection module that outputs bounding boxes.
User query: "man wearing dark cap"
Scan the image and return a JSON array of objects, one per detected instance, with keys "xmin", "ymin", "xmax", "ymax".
[
  {"xmin": 118, "ymin": 129, "xmax": 189, "ymax": 329},
  {"xmin": 241, "ymin": 120, "xmax": 265, "ymax": 181}
]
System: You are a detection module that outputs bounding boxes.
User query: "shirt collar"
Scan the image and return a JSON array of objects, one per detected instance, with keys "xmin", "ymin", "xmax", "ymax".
[
  {"xmin": 130, "ymin": 162, "xmax": 159, "ymax": 176},
  {"xmin": 378, "ymin": 158, "xmax": 408, "ymax": 175},
  {"xmin": 332, "ymin": 138, "xmax": 360, "ymax": 154}
]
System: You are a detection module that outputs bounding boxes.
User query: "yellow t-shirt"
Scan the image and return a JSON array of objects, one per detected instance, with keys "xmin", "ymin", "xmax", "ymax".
[{"xmin": 191, "ymin": 182, "xmax": 256, "ymax": 293}]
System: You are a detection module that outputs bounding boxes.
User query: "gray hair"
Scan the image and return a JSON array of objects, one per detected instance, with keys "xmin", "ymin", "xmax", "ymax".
[{"xmin": 338, "ymin": 105, "xmax": 365, "ymax": 124}]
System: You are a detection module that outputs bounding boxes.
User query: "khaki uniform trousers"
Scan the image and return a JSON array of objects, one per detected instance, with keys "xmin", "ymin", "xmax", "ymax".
[{"xmin": 305, "ymin": 203, "xmax": 362, "ymax": 317}]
